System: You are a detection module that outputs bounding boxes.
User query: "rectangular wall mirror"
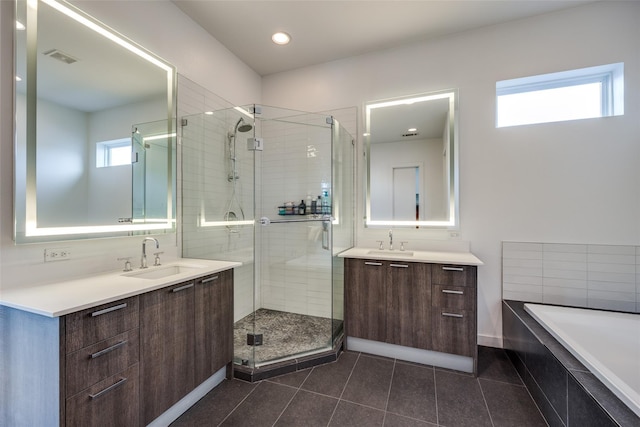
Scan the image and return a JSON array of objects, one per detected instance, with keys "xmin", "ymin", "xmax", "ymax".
[
  {"xmin": 14, "ymin": 0, "xmax": 177, "ymax": 243},
  {"xmin": 365, "ymin": 89, "xmax": 459, "ymax": 228}
]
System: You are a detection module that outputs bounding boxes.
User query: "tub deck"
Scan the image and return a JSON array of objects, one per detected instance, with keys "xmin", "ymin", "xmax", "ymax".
[
  {"xmin": 502, "ymin": 300, "xmax": 639, "ymax": 427},
  {"xmin": 524, "ymin": 303, "xmax": 640, "ymax": 418}
]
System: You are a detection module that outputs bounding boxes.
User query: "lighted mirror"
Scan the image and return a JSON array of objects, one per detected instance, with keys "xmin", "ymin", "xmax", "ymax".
[
  {"xmin": 14, "ymin": 0, "xmax": 176, "ymax": 243},
  {"xmin": 365, "ymin": 90, "xmax": 458, "ymax": 227}
]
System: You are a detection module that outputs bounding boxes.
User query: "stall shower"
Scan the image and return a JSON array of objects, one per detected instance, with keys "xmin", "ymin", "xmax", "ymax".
[{"xmin": 181, "ymin": 104, "xmax": 354, "ymax": 379}]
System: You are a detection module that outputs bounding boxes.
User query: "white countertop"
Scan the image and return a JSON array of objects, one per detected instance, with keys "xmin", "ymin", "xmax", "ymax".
[
  {"xmin": 338, "ymin": 247, "xmax": 483, "ymax": 266},
  {"xmin": 0, "ymin": 258, "xmax": 241, "ymax": 318}
]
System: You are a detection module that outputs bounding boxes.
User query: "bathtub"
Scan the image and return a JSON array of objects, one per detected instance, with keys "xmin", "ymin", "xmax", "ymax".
[{"xmin": 524, "ymin": 303, "xmax": 640, "ymax": 418}]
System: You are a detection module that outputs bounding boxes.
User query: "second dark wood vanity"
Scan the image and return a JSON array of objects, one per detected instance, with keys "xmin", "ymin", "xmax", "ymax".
[{"xmin": 343, "ymin": 249, "xmax": 480, "ymax": 375}]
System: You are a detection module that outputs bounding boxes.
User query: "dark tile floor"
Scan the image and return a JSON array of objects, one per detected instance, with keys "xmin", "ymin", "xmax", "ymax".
[{"xmin": 172, "ymin": 346, "xmax": 547, "ymax": 427}]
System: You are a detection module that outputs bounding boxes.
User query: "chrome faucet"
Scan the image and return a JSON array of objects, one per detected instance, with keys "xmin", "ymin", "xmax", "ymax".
[
  {"xmin": 388, "ymin": 229, "xmax": 393, "ymax": 251},
  {"xmin": 141, "ymin": 237, "xmax": 159, "ymax": 268}
]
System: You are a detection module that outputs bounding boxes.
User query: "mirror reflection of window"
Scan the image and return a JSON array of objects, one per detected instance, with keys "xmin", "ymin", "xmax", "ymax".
[{"xmin": 96, "ymin": 138, "xmax": 131, "ymax": 168}]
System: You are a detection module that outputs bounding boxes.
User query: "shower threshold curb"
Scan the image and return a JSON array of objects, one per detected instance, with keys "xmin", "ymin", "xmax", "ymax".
[{"xmin": 233, "ymin": 336, "xmax": 344, "ymax": 382}]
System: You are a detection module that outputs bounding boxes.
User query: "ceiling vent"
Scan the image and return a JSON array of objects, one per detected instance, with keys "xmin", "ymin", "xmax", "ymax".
[
  {"xmin": 42, "ymin": 49, "xmax": 79, "ymax": 65},
  {"xmin": 402, "ymin": 132, "xmax": 419, "ymax": 137}
]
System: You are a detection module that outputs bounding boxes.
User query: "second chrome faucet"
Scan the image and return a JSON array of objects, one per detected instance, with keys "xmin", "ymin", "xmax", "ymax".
[{"xmin": 141, "ymin": 237, "xmax": 159, "ymax": 268}]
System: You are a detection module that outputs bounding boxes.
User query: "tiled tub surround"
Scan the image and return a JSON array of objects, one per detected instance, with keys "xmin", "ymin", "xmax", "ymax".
[
  {"xmin": 525, "ymin": 303, "xmax": 640, "ymax": 418},
  {"xmin": 503, "ymin": 300, "xmax": 640, "ymax": 427},
  {"xmin": 502, "ymin": 242, "xmax": 640, "ymax": 313}
]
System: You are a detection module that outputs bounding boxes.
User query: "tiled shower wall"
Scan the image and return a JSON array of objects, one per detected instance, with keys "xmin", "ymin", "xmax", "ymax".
[
  {"xmin": 179, "ymin": 75, "xmax": 356, "ymax": 323},
  {"xmin": 178, "ymin": 76, "xmax": 256, "ymax": 321},
  {"xmin": 503, "ymin": 242, "xmax": 640, "ymax": 313},
  {"xmin": 259, "ymin": 114, "xmax": 338, "ymax": 319}
]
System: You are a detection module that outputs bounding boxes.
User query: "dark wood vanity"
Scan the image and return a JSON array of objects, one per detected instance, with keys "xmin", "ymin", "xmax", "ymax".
[
  {"xmin": 344, "ymin": 257, "xmax": 478, "ymax": 374},
  {"xmin": 0, "ymin": 267, "xmax": 235, "ymax": 427}
]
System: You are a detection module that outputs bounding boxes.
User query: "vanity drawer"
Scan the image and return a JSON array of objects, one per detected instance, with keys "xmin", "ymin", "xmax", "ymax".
[
  {"xmin": 66, "ymin": 364, "xmax": 139, "ymax": 427},
  {"xmin": 66, "ymin": 296, "xmax": 139, "ymax": 353},
  {"xmin": 432, "ymin": 285, "xmax": 475, "ymax": 310},
  {"xmin": 66, "ymin": 329, "xmax": 140, "ymax": 397},
  {"xmin": 431, "ymin": 308, "xmax": 475, "ymax": 357},
  {"xmin": 432, "ymin": 264, "xmax": 477, "ymax": 288}
]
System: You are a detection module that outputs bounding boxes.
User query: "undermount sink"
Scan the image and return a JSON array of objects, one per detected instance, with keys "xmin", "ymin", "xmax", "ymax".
[
  {"xmin": 124, "ymin": 264, "xmax": 203, "ymax": 280},
  {"xmin": 367, "ymin": 250, "xmax": 414, "ymax": 257}
]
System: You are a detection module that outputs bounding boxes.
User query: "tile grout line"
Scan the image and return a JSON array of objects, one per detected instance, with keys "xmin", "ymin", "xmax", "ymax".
[
  {"xmin": 268, "ymin": 362, "xmax": 316, "ymax": 425},
  {"xmin": 216, "ymin": 381, "xmax": 261, "ymax": 427},
  {"xmin": 326, "ymin": 351, "xmax": 361, "ymax": 427},
  {"xmin": 433, "ymin": 366, "xmax": 439, "ymax": 426},
  {"xmin": 381, "ymin": 358, "xmax": 397, "ymax": 425},
  {"xmin": 477, "ymin": 377, "xmax": 496, "ymax": 427}
]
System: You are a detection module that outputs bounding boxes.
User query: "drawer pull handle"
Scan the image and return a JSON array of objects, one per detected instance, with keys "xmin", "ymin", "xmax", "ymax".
[
  {"xmin": 171, "ymin": 283, "xmax": 194, "ymax": 293},
  {"xmin": 442, "ymin": 312, "xmax": 464, "ymax": 318},
  {"xmin": 91, "ymin": 303, "xmax": 127, "ymax": 317},
  {"xmin": 364, "ymin": 262, "xmax": 383, "ymax": 266},
  {"xmin": 89, "ymin": 377, "xmax": 127, "ymax": 399},
  {"xmin": 442, "ymin": 266, "xmax": 464, "ymax": 272},
  {"xmin": 390, "ymin": 264, "xmax": 409, "ymax": 268},
  {"xmin": 90, "ymin": 340, "xmax": 127, "ymax": 359},
  {"xmin": 442, "ymin": 289, "xmax": 464, "ymax": 295},
  {"xmin": 201, "ymin": 276, "xmax": 219, "ymax": 284}
]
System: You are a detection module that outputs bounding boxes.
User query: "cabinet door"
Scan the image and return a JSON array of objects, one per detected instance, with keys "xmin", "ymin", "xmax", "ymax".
[
  {"xmin": 195, "ymin": 269, "xmax": 234, "ymax": 384},
  {"xmin": 386, "ymin": 262, "xmax": 431, "ymax": 350},
  {"xmin": 140, "ymin": 282, "xmax": 195, "ymax": 425},
  {"xmin": 345, "ymin": 259, "xmax": 386, "ymax": 342},
  {"xmin": 66, "ymin": 364, "xmax": 139, "ymax": 427}
]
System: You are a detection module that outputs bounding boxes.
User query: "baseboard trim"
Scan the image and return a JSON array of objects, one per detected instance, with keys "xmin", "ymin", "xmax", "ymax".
[
  {"xmin": 478, "ymin": 334, "xmax": 503, "ymax": 348},
  {"xmin": 147, "ymin": 367, "xmax": 226, "ymax": 427}
]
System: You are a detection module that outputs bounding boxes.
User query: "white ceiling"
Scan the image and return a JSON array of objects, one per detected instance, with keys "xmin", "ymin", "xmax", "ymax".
[{"xmin": 173, "ymin": 0, "xmax": 596, "ymax": 76}]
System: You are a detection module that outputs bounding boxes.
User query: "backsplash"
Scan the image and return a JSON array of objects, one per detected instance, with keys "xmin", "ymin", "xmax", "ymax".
[{"xmin": 502, "ymin": 242, "xmax": 640, "ymax": 313}]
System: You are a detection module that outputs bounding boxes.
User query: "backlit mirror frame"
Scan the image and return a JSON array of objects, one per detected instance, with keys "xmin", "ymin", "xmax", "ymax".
[
  {"xmin": 364, "ymin": 89, "xmax": 459, "ymax": 228},
  {"xmin": 14, "ymin": 0, "xmax": 177, "ymax": 243}
]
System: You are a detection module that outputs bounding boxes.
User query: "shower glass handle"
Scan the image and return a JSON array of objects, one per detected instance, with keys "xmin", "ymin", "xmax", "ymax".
[{"xmin": 322, "ymin": 216, "xmax": 331, "ymax": 250}]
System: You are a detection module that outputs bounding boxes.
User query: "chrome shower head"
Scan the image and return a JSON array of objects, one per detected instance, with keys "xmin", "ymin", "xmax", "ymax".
[{"xmin": 234, "ymin": 117, "xmax": 253, "ymax": 133}]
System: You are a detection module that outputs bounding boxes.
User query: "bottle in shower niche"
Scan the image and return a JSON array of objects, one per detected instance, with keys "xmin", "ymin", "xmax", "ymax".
[
  {"xmin": 321, "ymin": 190, "xmax": 331, "ymax": 215},
  {"xmin": 298, "ymin": 199, "xmax": 306, "ymax": 215},
  {"xmin": 316, "ymin": 195, "xmax": 322, "ymax": 214}
]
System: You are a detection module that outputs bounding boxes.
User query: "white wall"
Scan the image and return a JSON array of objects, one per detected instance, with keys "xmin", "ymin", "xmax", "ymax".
[
  {"xmin": 261, "ymin": 1, "xmax": 640, "ymax": 346},
  {"xmin": 15, "ymin": 95, "xmax": 90, "ymax": 228},
  {"xmin": 0, "ymin": 1, "xmax": 261, "ymax": 289}
]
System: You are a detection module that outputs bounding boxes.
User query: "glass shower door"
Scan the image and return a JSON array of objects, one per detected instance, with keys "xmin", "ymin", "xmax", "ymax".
[{"xmin": 253, "ymin": 106, "xmax": 335, "ymax": 366}]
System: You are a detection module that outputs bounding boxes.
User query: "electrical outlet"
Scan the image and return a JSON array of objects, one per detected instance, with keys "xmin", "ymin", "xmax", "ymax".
[{"xmin": 44, "ymin": 247, "xmax": 72, "ymax": 262}]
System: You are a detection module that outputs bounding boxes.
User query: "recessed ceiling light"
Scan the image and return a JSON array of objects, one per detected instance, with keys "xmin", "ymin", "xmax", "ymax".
[
  {"xmin": 272, "ymin": 32, "xmax": 291, "ymax": 45},
  {"xmin": 408, "ymin": 128, "xmax": 417, "ymax": 132}
]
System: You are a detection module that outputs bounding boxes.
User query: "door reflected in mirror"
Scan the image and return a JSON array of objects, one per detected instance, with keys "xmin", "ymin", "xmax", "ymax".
[
  {"xmin": 14, "ymin": 0, "xmax": 176, "ymax": 243},
  {"xmin": 365, "ymin": 90, "xmax": 458, "ymax": 227}
]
